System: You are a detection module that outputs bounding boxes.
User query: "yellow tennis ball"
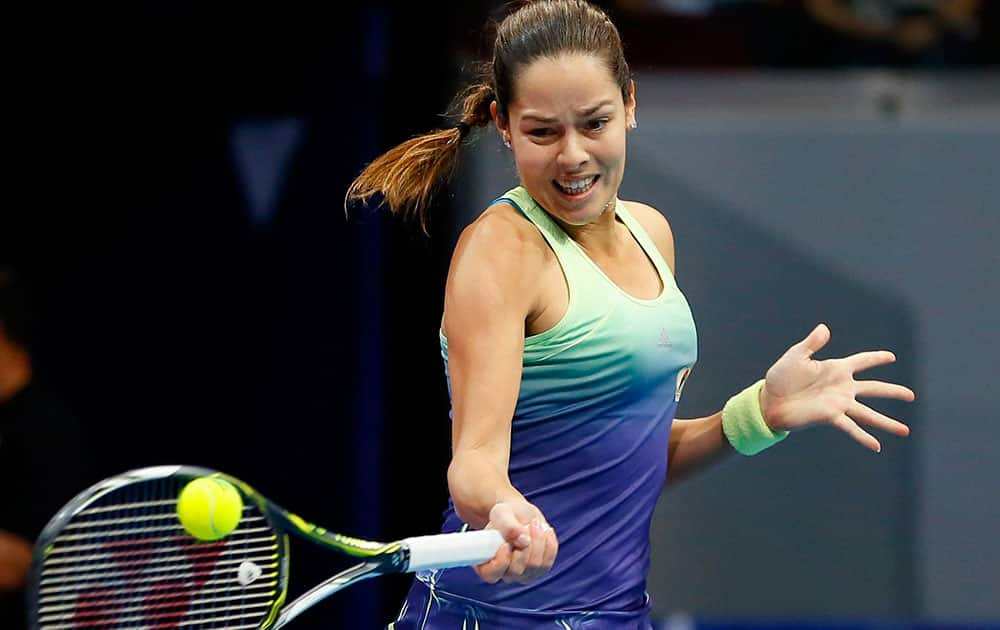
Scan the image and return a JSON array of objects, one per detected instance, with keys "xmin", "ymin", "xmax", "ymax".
[{"xmin": 176, "ymin": 478, "xmax": 243, "ymax": 541}]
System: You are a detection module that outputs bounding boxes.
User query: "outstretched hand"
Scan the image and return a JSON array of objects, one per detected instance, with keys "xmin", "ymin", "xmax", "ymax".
[{"xmin": 760, "ymin": 324, "xmax": 914, "ymax": 452}]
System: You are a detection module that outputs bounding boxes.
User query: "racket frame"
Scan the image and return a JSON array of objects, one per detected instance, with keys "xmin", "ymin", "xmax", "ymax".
[{"xmin": 28, "ymin": 465, "xmax": 497, "ymax": 629}]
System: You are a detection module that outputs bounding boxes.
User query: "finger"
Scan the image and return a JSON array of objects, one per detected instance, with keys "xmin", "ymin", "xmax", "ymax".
[
  {"xmin": 541, "ymin": 527, "xmax": 558, "ymax": 570},
  {"xmin": 847, "ymin": 350, "xmax": 896, "ymax": 373},
  {"xmin": 489, "ymin": 508, "xmax": 531, "ymax": 550},
  {"xmin": 524, "ymin": 519, "xmax": 546, "ymax": 576},
  {"xmin": 855, "ymin": 380, "xmax": 916, "ymax": 402},
  {"xmin": 474, "ymin": 543, "xmax": 512, "ymax": 584},
  {"xmin": 832, "ymin": 413, "xmax": 881, "ymax": 452},
  {"xmin": 848, "ymin": 401, "xmax": 910, "ymax": 437},
  {"xmin": 504, "ymin": 545, "xmax": 530, "ymax": 583},
  {"xmin": 507, "ymin": 501, "xmax": 543, "ymax": 523},
  {"xmin": 796, "ymin": 323, "xmax": 831, "ymax": 358}
]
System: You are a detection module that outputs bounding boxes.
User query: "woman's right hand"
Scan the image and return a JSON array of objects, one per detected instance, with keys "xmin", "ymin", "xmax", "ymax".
[{"xmin": 474, "ymin": 500, "xmax": 559, "ymax": 584}]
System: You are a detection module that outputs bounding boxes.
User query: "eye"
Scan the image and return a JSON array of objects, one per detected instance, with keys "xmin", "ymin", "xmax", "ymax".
[
  {"xmin": 528, "ymin": 128, "xmax": 554, "ymax": 137},
  {"xmin": 586, "ymin": 118, "xmax": 610, "ymax": 132}
]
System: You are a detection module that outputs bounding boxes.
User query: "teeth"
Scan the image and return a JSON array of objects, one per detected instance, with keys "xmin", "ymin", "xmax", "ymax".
[{"xmin": 557, "ymin": 176, "xmax": 596, "ymax": 194}]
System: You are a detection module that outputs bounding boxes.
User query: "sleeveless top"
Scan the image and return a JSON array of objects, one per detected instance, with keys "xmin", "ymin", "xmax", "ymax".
[{"xmin": 421, "ymin": 186, "xmax": 698, "ymax": 616}]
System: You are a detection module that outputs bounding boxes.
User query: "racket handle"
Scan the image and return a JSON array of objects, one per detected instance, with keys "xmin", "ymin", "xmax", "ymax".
[{"xmin": 402, "ymin": 529, "xmax": 504, "ymax": 572}]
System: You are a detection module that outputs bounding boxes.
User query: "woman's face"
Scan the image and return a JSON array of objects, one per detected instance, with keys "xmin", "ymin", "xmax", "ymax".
[{"xmin": 496, "ymin": 53, "xmax": 635, "ymax": 227}]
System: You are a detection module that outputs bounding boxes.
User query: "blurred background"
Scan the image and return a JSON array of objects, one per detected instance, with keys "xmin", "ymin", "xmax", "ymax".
[{"xmin": 2, "ymin": 1, "xmax": 997, "ymax": 628}]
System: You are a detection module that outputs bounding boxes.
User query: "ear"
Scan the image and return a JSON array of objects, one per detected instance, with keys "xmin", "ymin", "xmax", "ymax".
[
  {"xmin": 626, "ymin": 81, "xmax": 637, "ymax": 129},
  {"xmin": 490, "ymin": 100, "xmax": 510, "ymax": 143}
]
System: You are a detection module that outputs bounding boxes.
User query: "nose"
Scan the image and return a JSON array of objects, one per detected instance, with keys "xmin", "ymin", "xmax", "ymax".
[{"xmin": 556, "ymin": 130, "xmax": 589, "ymax": 171}]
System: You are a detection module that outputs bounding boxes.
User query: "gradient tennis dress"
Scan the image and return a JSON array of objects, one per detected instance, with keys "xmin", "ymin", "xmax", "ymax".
[{"xmin": 391, "ymin": 187, "xmax": 698, "ymax": 629}]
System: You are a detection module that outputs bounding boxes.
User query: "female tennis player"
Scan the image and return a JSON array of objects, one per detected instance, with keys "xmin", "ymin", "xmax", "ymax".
[{"xmin": 348, "ymin": 1, "xmax": 914, "ymax": 627}]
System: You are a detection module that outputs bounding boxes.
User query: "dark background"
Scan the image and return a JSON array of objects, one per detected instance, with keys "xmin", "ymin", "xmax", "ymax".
[
  {"xmin": 7, "ymin": 4, "xmax": 461, "ymax": 627},
  {"xmin": 4, "ymin": 2, "xmax": 998, "ymax": 627}
]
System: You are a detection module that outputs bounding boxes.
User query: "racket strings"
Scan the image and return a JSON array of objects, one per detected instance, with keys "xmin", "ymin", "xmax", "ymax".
[
  {"xmin": 41, "ymin": 600, "xmax": 274, "ymax": 627},
  {"xmin": 41, "ymin": 543, "xmax": 279, "ymax": 579},
  {"xmin": 48, "ymin": 522, "xmax": 273, "ymax": 545},
  {"xmin": 59, "ymin": 510, "xmax": 263, "ymax": 530},
  {"xmin": 38, "ymin": 580, "xmax": 279, "ymax": 609},
  {"xmin": 70, "ymin": 499, "xmax": 177, "ymax": 514},
  {"xmin": 35, "ymin": 476, "xmax": 284, "ymax": 629}
]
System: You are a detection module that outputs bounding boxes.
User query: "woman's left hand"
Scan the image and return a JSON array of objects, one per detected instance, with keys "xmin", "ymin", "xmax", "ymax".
[{"xmin": 760, "ymin": 323, "xmax": 914, "ymax": 452}]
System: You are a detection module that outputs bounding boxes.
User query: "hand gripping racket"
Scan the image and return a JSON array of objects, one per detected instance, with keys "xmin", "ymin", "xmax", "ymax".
[{"xmin": 28, "ymin": 465, "xmax": 502, "ymax": 629}]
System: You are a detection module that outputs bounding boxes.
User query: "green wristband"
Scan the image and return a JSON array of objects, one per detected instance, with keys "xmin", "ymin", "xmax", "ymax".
[{"xmin": 722, "ymin": 380, "xmax": 789, "ymax": 456}]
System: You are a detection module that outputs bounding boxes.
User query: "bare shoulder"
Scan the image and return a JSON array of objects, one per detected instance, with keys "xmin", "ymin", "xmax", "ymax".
[
  {"xmin": 452, "ymin": 201, "xmax": 550, "ymax": 275},
  {"xmin": 621, "ymin": 200, "xmax": 676, "ymax": 274},
  {"xmin": 445, "ymin": 201, "xmax": 550, "ymax": 323}
]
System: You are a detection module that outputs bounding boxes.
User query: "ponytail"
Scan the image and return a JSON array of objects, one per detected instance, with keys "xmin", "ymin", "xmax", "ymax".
[{"xmin": 345, "ymin": 75, "xmax": 495, "ymax": 233}]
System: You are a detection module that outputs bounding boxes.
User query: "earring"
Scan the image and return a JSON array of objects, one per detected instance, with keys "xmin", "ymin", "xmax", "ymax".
[
  {"xmin": 629, "ymin": 120, "xmax": 638, "ymax": 130},
  {"xmin": 504, "ymin": 138, "xmax": 511, "ymax": 148}
]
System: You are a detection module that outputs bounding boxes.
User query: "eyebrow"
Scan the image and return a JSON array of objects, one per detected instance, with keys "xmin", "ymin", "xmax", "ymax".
[{"xmin": 520, "ymin": 100, "xmax": 616, "ymax": 123}]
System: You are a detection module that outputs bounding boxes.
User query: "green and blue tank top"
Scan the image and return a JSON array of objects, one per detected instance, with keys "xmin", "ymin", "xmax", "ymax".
[{"xmin": 424, "ymin": 186, "xmax": 698, "ymax": 618}]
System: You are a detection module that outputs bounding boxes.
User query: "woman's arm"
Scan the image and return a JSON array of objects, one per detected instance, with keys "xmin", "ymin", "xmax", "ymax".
[
  {"xmin": 667, "ymin": 413, "xmax": 730, "ymax": 483},
  {"xmin": 444, "ymin": 209, "xmax": 537, "ymax": 527},
  {"xmin": 625, "ymin": 202, "xmax": 913, "ymax": 483},
  {"xmin": 667, "ymin": 323, "xmax": 914, "ymax": 484},
  {"xmin": 442, "ymin": 205, "xmax": 558, "ymax": 583},
  {"xmin": 667, "ymin": 325, "xmax": 916, "ymax": 483}
]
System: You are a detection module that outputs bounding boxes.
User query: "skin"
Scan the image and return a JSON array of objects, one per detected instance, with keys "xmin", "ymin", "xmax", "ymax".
[
  {"xmin": 443, "ymin": 52, "xmax": 914, "ymax": 585},
  {"xmin": 0, "ymin": 530, "xmax": 32, "ymax": 590},
  {"xmin": 0, "ymin": 324, "xmax": 34, "ymax": 591}
]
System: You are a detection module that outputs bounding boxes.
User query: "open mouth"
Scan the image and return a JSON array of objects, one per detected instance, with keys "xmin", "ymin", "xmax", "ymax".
[{"xmin": 553, "ymin": 175, "xmax": 599, "ymax": 196}]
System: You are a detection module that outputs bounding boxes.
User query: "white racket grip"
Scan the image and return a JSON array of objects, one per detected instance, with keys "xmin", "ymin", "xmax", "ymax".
[{"xmin": 402, "ymin": 530, "xmax": 504, "ymax": 572}]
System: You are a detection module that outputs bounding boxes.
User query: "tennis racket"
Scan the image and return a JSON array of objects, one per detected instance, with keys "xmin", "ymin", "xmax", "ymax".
[{"xmin": 28, "ymin": 465, "xmax": 503, "ymax": 629}]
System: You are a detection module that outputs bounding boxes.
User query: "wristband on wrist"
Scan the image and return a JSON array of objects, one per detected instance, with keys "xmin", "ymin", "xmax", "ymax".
[{"xmin": 722, "ymin": 379, "xmax": 789, "ymax": 455}]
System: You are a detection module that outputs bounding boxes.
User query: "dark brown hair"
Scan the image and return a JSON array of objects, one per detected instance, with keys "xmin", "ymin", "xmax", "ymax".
[{"xmin": 345, "ymin": 0, "xmax": 631, "ymax": 232}]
